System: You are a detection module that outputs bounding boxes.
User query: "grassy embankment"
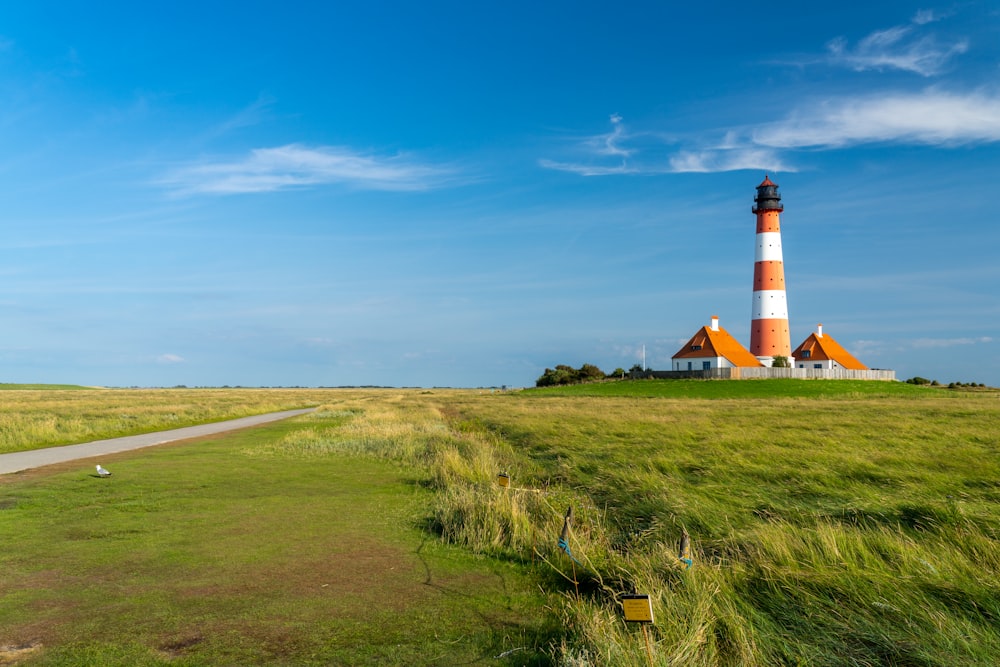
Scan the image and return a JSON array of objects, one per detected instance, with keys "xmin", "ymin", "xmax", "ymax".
[{"xmin": 2, "ymin": 381, "xmax": 999, "ymax": 664}]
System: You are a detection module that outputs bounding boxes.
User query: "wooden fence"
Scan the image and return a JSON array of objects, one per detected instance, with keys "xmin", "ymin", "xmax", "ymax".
[{"xmin": 634, "ymin": 368, "xmax": 897, "ymax": 381}]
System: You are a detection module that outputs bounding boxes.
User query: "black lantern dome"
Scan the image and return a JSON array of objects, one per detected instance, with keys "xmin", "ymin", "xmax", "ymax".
[{"xmin": 752, "ymin": 175, "xmax": 783, "ymax": 213}]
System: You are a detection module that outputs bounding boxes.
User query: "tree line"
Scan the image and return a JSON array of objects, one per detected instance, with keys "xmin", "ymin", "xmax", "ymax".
[{"xmin": 535, "ymin": 363, "xmax": 633, "ymax": 387}]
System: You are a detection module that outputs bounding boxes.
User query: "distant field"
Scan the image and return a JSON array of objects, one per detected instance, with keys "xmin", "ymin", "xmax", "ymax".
[
  {"xmin": 0, "ymin": 384, "xmax": 92, "ymax": 391},
  {"xmin": 0, "ymin": 388, "xmax": 333, "ymax": 455},
  {"xmin": 2, "ymin": 382, "xmax": 998, "ymax": 665}
]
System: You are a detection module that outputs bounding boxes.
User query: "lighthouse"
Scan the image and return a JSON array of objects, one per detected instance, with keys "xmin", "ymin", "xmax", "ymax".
[{"xmin": 750, "ymin": 175, "xmax": 793, "ymax": 366}]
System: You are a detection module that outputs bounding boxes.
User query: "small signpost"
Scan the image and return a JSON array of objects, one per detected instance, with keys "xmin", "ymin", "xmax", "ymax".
[
  {"xmin": 622, "ymin": 594, "xmax": 655, "ymax": 667},
  {"xmin": 497, "ymin": 472, "xmax": 510, "ymax": 488},
  {"xmin": 622, "ymin": 594, "xmax": 654, "ymax": 624}
]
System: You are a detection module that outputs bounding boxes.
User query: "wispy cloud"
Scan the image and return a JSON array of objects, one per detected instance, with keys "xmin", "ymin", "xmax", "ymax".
[
  {"xmin": 592, "ymin": 113, "xmax": 632, "ymax": 157},
  {"xmin": 161, "ymin": 144, "xmax": 456, "ymax": 195},
  {"xmin": 825, "ymin": 12, "xmax": 967, "ymax": 76},
  {"xmin": 855, "ymin": 336, "xmax": 993, "ymax": 355},
  {"xmin": 540, "ymin": 115, "xmax": 794, "ymax": 176},
  {"xmin": 543, "ymin": 86, "xmax": 1000, "ymax": 176},
  {"xmin": 910, "ymin": 336, "xmax": 993, "ymax": 349},
  {"xmin": 912, "ymin": 9, "xmax": 942, "ymax": 26},
  {"xmin": 537, "ymin": 158, "xmax": 638, "ymax": 176},
  {"xmin": 156, "ymin": 353, "xmax": 185, "ymax": 364},
  {"xmin": 668, "ymin": 147, "xmax": 793, "ymax": 174},
  {"xmin": 753, "ymin": 89, "xmax": 1000, "ymax": 148},
  {"xmin": 205, "ymin": 94, "xmax": 277, "ymax": 140},
  {"xmin": 540, "ymin": 114, "xmax": 639, "ymax": 175}
]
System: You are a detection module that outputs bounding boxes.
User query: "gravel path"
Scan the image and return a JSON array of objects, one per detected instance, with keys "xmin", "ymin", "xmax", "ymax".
[{"xmin": 0, "ymin": 408, "xmax": 316, "ymax": 475}]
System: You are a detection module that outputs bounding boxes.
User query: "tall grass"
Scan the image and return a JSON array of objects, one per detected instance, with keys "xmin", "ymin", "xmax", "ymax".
[{"xmin": 430, "ymin": 387, "xmax": 1000, "ymax": 665}]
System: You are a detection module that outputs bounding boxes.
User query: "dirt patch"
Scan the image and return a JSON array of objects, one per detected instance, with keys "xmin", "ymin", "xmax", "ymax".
[
  {"xmin": 0, "ymin": 642, "xmax": 42, "ymax": 665},
  {"xmin": 157, "ymin": 634, "xmax": 204, "ymax": 660}
]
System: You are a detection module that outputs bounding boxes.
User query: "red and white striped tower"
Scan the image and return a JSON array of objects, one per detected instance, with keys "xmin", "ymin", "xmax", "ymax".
[{"xmin": 750, "ymin": 175, "xmax": 793, "ymax": 365}]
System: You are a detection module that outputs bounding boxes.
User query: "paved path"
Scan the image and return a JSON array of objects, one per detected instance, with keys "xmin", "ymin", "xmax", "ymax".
[{"xmin": 0, "ymin": 408, "xmax": 316, "ymax": 475}]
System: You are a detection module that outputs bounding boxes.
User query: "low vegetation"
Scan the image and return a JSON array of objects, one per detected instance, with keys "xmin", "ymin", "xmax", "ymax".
[{"xmin": 2, "ymin": 381, "xmax": 999, "ymax": 664}]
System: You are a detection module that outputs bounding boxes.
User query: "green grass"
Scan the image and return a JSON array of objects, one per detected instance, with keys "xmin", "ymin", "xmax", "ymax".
[
  {"xmin": 0, "ymin": 410, "xmax": 556, "ymax": 666},
  {"xmin": 526, "ymin": 377, "xmax": 954, "ymax": 399},
  {"xmin": 3, "ymin": 383, "xmax": 999, "ymax": 665},
  {"xmin": 438, "ymin": 383, "xmax": 1000, "ymax": 665}
]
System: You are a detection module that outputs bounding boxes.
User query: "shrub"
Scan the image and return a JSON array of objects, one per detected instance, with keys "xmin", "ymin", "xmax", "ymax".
[{"xmin": 536, "ymin": 363, "xmax": 607, "ymax": 387}]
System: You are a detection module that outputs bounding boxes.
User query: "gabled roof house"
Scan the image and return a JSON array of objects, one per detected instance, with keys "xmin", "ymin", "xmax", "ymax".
[
  {"xmin": 671, "ymin": 316, "xmax": 763, "ymax": 371},
  {"xmin": 791, "ymin": 324, "xmax": 868, "ymax": 370}
]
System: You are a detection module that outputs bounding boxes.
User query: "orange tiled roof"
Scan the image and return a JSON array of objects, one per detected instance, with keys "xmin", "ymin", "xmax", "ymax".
[
  {"xmin": 672, "ymin": 325, "xmax": 763, "ymax": 367},
  {"xmin": 792, "ymin": 332, "xmax": 868, "ymax": 370}
]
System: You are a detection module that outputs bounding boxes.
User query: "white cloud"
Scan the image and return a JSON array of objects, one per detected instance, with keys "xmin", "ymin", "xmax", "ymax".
[
  {"xmin": 911, "ymin": 9, "xmax": 940, "ymax": 26},
  {"xmin": 910, "ymin": 336, "xmax": 993, "ymax": 349},
  {"xmin": 304, "ymin": 337, "xmax": 336, "ymax": 346},
  {"xmin": 752, "ymin": 89, "xmax": 1000, "ymax": 148},
  {"xmin": 156, "ymin": 353, "xmax": 185, "ymax": 364},
  {"xmin": 161, "ymin": 144, "xmax": 455, "ymax": 195},
  {"xmin": 537, "ymin": 158, "xmax": 637, "ymax": 176},
  {"xmin": 668, "ymin": 148, "xmax": 794, "ymax": 173},
  {"xmin": 825, "ymin": 16, "xmax": 967, "ymax": 76},
  {"xmin": 592, "ymin": 113, "xmax": 632, "ymax": 157},
  {"xmin": 543, "ymin": 88, "xmax": 1000, "ymax": 176},
  {"xmin": 539, "ymin": 115, "xmax": 796, "ymax": 175}
]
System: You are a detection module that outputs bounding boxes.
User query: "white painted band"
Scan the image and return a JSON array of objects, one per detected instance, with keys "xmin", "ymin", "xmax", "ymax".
[
  {"xmin": 751, "ymin": 290, "xmax": 788, "ymax": 319},
  {"xmin": 755, "ymin": 232, "xmax": 784, "ymax": 262}
]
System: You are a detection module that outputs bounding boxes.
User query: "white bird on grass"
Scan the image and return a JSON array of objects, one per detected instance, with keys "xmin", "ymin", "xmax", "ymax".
[{"xmin": 96, "ymin": 464, "xmax": 112, "ymax": 477}]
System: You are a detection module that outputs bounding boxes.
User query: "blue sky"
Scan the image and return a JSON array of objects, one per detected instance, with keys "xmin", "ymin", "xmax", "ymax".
[{"xmin": 1, "ymin": 1, "xmax": 998, "ymax": 388}]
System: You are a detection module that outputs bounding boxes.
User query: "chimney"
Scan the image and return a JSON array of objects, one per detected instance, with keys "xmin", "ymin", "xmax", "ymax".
[
  {"xmin": 711, "ymin": 315, "xmax": 719, "ymax": 332},
  {"xmin": 817, "ymin": 323, "xmax": 824, "ymax": 338}
]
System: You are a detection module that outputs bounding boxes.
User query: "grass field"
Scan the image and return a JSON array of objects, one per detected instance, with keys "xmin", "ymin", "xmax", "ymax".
[
  {"xmin": 0, "ymin": 403, "xmax": 555, "ymax": 665},
  {"xmin": 0, "ymin": 388, "xmax": 329, "ymax": 455},
  {"xmin": 442, "ymin": 381, "xmax": 1000, "ymax": 665},
  {"xmin": 2, "ymin": 381, "xmax": 999, "ymax": 665}
]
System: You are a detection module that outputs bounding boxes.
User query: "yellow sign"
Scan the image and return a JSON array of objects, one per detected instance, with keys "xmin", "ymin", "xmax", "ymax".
[
  {"xmin": 497, "ymin": 472, "xmax": 510, "ymax": 488},
  {"xmin": 622, "ymin": 594, "xmax": 654, "ymax": 624}
]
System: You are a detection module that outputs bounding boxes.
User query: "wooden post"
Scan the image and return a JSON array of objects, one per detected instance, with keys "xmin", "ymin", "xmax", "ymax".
[{"xmin": 641, "ymin": 624, "xmax": 654, "ymax": 667}]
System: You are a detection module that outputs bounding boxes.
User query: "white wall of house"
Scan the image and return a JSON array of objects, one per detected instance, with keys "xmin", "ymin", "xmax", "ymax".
[
  {"xmin": 672, "ymin": 356, "xmax": 733, "ymax": 371},
  {"xmin": 796, "ymin": 359, "xmax": 840, "ymax": 370}
]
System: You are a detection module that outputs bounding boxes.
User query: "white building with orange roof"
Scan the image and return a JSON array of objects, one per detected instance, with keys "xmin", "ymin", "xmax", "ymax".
[
  {"xmin": 791, "ymin": 324, "xmax": 868, "ymax": 371},
  {"xmin": 671, "ymin": 316, "xmax": 763, "ymax": 371}
]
